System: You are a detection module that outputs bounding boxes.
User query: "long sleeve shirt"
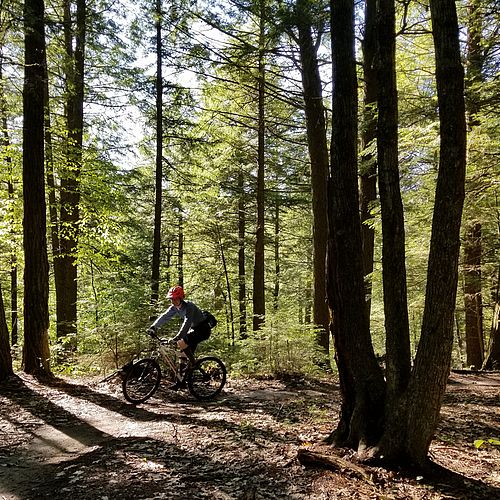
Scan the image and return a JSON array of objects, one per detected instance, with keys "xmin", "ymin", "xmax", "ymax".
[{"xmin": 150, "ymin": 300, "xmax": 205, "ymax": 341}]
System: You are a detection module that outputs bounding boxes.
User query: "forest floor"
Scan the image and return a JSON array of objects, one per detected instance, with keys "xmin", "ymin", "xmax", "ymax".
[{"xmin": 0, "ymin": 370, "xmax": 498, "ymax": 500}]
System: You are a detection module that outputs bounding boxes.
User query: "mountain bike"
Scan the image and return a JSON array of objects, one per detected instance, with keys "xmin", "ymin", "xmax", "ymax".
[{"xmin": 121, "ymin": 332, "xmax": 227, "ymax": 404}]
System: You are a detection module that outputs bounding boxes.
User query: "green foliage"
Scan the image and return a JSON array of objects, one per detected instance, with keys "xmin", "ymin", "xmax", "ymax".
[
  {"xmin": 1, "ymin": 0, "xmax": 498, "ymax": 380},
  {"xmin": 220, "ymin": 313, "xmax": 326, "ymax": 377},
  {"xmin": 474, "ymin": 438, "xmax": 500, "ymax": 449}
]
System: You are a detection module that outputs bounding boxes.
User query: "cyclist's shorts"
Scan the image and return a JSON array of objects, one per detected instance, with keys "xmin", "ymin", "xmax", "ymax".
[{"xmin": 186, "ymin": 322, "xmax": 211, "ymax": 350}]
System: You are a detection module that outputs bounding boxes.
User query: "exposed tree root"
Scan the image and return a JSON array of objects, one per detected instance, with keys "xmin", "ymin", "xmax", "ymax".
[{"xmin": 297, "ymin": 446, "xmax": 376, "ymax": 483}]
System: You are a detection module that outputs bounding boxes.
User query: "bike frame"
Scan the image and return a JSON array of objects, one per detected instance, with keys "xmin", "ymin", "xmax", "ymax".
[
  {"xmin": 121, "ymin": 333, "xmax": 227, "ymax": 403},
  {"xmin": 148, "ymin": 332, "xmax": 195, "ymax": 384},
  {"xmin": 156, "ymin": 344, "xmax": 188, "ymax": 383}
]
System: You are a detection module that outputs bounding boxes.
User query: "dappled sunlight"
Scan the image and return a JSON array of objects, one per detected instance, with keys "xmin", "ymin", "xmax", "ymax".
[{"xmin": 0, "ymin": 372, "xmax": 498, "ymax": 499}]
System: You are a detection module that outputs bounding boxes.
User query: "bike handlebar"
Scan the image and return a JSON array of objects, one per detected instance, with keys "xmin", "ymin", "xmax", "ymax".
[{"xmin": 148, "ymin": 330, "xmax": 176, "ymax": 346}]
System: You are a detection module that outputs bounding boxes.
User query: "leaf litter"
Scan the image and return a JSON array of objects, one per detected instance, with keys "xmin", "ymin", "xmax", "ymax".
[{"xmin": 0, "ymin": 371, "xmax": 498, "ymax": 499}]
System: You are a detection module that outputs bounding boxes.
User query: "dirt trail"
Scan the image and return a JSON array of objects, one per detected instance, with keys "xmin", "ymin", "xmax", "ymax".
[{"xmin": 0, "ymin": 372, "xmax": 499, "ymax": 499}]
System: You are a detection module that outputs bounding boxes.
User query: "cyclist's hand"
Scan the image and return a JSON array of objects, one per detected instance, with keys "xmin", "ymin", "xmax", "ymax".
[
  {"xmin": 147, "ymin": 327, "xmax": 157, "ymax": 337},
  {"xmin": 168, "ymin": 337, "xmax": 178, "ymax": 346}
]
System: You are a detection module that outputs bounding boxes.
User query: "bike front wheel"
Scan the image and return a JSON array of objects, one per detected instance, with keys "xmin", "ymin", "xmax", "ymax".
[
  {"xmin": 187, "ymin": 356, "xmax": 227, "ymax": 400},
  {"xmin": 122, "ymin": 358, "xmax": 161, "ymax": 404}
]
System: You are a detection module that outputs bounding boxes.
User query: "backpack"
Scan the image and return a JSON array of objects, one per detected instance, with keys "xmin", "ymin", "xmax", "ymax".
[{"xmin": 203, "ymin": 310, "xmax": 218, "ymax": 328}]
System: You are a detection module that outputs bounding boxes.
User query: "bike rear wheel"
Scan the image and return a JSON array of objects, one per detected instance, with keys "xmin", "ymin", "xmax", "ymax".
[
  {"xmin": 122, "ymin": 358, "xmax": 161, "ymax": 404},
  {"xmin": 187, "ymin": 356, "xmax": 227, "ymax": 400}
]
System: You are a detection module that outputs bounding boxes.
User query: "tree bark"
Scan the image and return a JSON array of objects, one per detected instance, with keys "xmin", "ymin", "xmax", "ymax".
[
  {"xmin": 8, "ymin": 173, "xmax": 18, "ymax": 346},
  {"xmin": 178, "ymin": 213, "xmax": 184, "ymax": 286},
  {"xmin": 252, "ymin": 0, "xmax": 266, "ymax": 331},
  {"xmin": 394, "ymin": 0, "xmax": 467, "ymax": 465},
  {"xmin": 295, "ymin": 0, "xmax": 330, "ymax": 354},
  {"xmin": 376, "ymin": 0, "xmax": 411, "ymax": 404},
  {"xmin": 462, "ymin": 0, "xmax": 485, "ymax": 368},
  {"xmin": 273, "ymin": 201, "xmax": 280, "ymax": 312},
  {"xmin": 22, "ymin": 0, "xmax": 51, "ymax": 377},
  {"xmin": 57, "ymin": 0, "xmax": 86, "ymax": 344},
  {"xmin": 43, "ymin": 26, "xmax": 64, "ymax": 351},
  {"xmin": 151, "ymin": 0, "xmax": 163, "ymax": 305},
  {"xmin": 483, "ymin": 265, "xmax": 500, "ymax": 370},
  {"xmin": 0, "ymin": 282, "xmax": 13, "ymax": 380},
  {"xmin": 298, "ymin": 448, "xmax": 373, "ymax": 482},
  {"xmin": 484, "ymin": 303, "xmax": 500, "ymax": 370},
  {"xmin": 326, "ymin": 0, "xmax": 386, "ymax": 449},
  {"xmin": 359, "ymin": 0, "xmax": 377, "ymax": 317},
  {"xmin": 217, "ymin": 225, "xmax": 235, "ymax": 345},
  {"xmin": 238, "ymin": 170, "xmax": 247, "ymax": 339},
  {"xmin": 463, "ymin": 222, "xmax": 484, "ymax": 368},
  {"xmin": 0, "ymin": 53, "xmax": 18, "ymax": 346}
]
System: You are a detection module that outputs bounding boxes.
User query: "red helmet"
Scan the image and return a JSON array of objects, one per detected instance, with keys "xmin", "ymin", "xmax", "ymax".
[{"xmin": 167, "ymin": 285, "xmax": 185, "ymax": 300}]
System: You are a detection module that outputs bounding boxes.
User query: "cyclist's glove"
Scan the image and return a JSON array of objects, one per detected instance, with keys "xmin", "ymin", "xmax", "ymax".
[
  {"xmin": 168, "ymin": 337, "xmax": 178, "ymax": 346},
  {"xmin": 147, "ymin": 327, "xmax": 157, "ymax": 337}
]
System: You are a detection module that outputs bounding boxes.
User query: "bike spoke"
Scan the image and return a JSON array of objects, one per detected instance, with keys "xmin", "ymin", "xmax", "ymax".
[
  {"xmin": 187, "ymin": 357, "xmax": 226, "ymax": 400},
  {"xmin": 122, "ymin": 359, "xmax": 161, "ymax": 404}
]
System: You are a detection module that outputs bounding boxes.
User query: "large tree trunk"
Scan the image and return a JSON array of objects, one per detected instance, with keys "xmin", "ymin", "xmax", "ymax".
[
  {"xmin": 295, "ymin": 0, "xmax": 330, "ymax": 357},
  {"xmin": 151, "ymin": 0, "xmax": 163, "ymax": 305},
  {"xmin": 57, "ymin": 0, "xmax": 85, "ymax": 344},
  {"xmin": 0, "ymin": 283, "xmax": 13, "ymax": 380},
  {"xmin": 379, "ymin": 0, "xmax": 467, "ymax": 466},
  {"xmin": 359, "ymin": 0, "xmax": 377, "ymax": 317},
  {"xmin": 326, "ymin": 0, "xmax": 386, "ymax": 450},
  {"xmin": 22, "ymin": 0, "xmax": 51, "ymax": 377},
  {"xmin": 376, "ymin": 0, "xmax": 411, "ymax": 404},
  {"xmin": 326, "ymin": 0, "xmax": 467, "ymax": 469},
  {"xmin": 252, "ymin": 0, "xmax": 266, "ymax": 331}
]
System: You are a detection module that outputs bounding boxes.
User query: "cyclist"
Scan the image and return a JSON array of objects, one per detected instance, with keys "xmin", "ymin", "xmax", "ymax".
[{"xmin": 147, "ymin": 285, "xmax": 212, "ymax": 390}]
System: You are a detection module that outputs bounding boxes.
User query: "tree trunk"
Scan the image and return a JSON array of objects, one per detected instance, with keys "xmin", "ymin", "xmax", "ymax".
[
  {"xmin": 22, "ymin": 0, "xmax": 51, "ymax": 377},
  {"xmin": 326, "ymin": 0, "xmax": 386, "ymax": 449},
  {"xmin": 0, "ymin": 282, "xmax": 14, "ymax": 380},
  {"xmin": 273, "ymin": 201, "xmax": 280, "ymax": 312},
  {"xmin": 484, "ymin": 305, "xmax": 500, "ymax": 370},
  {"xmin": 380, "ymin": 0, "xmax": 467, "ymax": 466},
  {"xmin": 238, "ymin": 170, "xmax": 247, "ymax": 339},
  {"xmin": 483, "ymin": 265, "xmax": 500, "ymax": 370},
  {"xmin": 217, "ymin": 225, "xmax": 235, "ymax": 345},
  {"xmin": 0, "ymin": 54, "xmax": 18, "ymax": 346},
  {"xmin": 463, "ymin": 222, "xmax": 484, "ymax": 368},
  {"xmin": 465, "ymin": 0, "xmax": 483, "ymax": 127},
  {"xmin": 304, "ymin": 251, "xmax": 312, "ymax": 324},
  {"xmin": 376, "ymin": 0, "xmax": 411, "ymax": 403},
  {"xmin": 8, "ymin": 177, "xmax": 18, "ymax": 346},
  {"xmin": 462, "ymin": 0, "xmax": 485, "ymax": 368},
  {"xmin": 151, "ymin": 0, "xmax": 163, "ymax": 305},
  {"xmin": 58, "ymin": 0, "xmax": 86, "ymax": 344},
  {"xmin": 178, "ymin": 214, "xmax": 184, "ymax": 286},
  {"xmin": 43, "ymin": 27, "xmax": 64, "ymax": 350},
  {"xmin": 295, "ymin": 0, "xmax": 330, "ymax": 354},
  {"xmin": 252, "ymin": 0, "xmax": 266, "ymax": 331},
  {"xmin": 359, "ymin": 0, "xmax": 377, "ymax": 317},
  {"xmin": 165, "ymin": 239, "xmax": 172, "ymax": 286},
  {"xmin": 326, "ymin": 0, "xmax": 467, "ymax": 468}
]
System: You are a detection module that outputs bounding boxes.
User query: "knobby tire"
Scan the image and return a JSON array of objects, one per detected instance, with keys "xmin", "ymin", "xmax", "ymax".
[
  {"xmin": 187, "ymin": 356, "xmax": 227, "ymax": 400},
  {"xmin": 122, "ymin": 358, "xmax": 161, "ymax": 404}
]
